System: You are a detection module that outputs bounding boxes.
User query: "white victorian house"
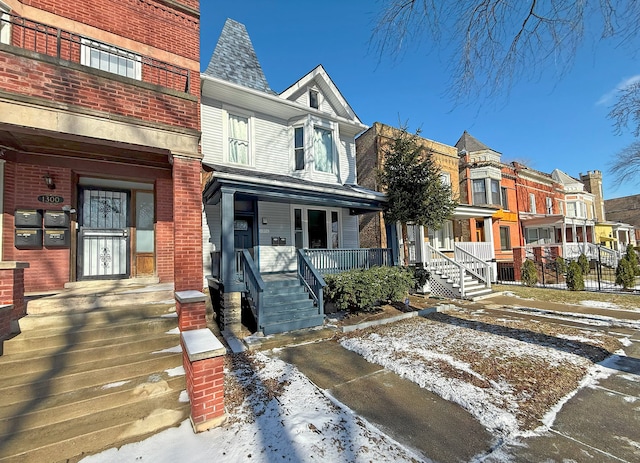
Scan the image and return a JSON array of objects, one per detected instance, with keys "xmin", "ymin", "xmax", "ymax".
[{"xmin": 201, "ymin": 19, "xmax": 388, "ymax": 335}]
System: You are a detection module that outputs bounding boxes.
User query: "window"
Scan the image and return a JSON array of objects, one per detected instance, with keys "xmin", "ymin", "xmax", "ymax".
[
  {"xmin": 81, "ymin": 39, "xmax": 141, "ymax": 79},
  {"xmin": 293, "ymin": 206, "xmax": 340, "ymax": 249},
  {"xmin": 294, "ymin": 208, "xmax": 303, "ymax": 248},
  {"xmin": 499, "ymin": 226, "xmax": 512, "ymax": 250},
  {"xmin": 309, "ymin": 89, "xmax": 319, "ymax": 109},
  {"xmin": 0, "ymin": 3, "xmax": 10, "ymax": 45},
  {"xmin": 529, "ymin": 193, "xmax": 536, "ymax": 213},
  {"xmin": 331, "ymin": 211, "xmax": 339, "ymax": 248},
  {"xmin": 501, "ymin": 187, "xmax": 509, "ymax": 210},
  {"xmin": 313, "ymin": 126, "xmax": 333, "ymax": 173},
  {"xmin": 490, "ymin": 179, "xmax": 500, "ymax": 205},
  {"xmin": 294, "ymin": 127, "xmax": 305, "ymax": 170},
  {"xmin": 228, "ymin": 114, "xmax": 250, "ymax": 165},
  {"xmin": 428, "ymin": 221, "xmax": 454, "ymax": 251},
  {"xmin": 472, "ymin": 179, "xmax": 486, "ymax": 205},
  {"xmin": 441, "ymin": 172, "xmax": 451, "ymax": 186},
  {"xmin": 546, "ymin": 197, "xmax": 553, "ymax": 214},
  {"xmin": 566, "ymin": 201, "xmax": 586, "ymax": 218}
]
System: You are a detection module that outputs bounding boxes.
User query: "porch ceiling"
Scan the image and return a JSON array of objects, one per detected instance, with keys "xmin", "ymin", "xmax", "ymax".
[
  {"xmin": 0, "ymin": 126, "xmax": 171, "ymax": 169},
  {"xmin": 202, "ymin": 162, "xmax": 386, "ymax": 213}
]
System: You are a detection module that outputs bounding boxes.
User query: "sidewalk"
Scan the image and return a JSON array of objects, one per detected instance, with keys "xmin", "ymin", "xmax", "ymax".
[{"xmin": 265, "ymin": 294, "xmax": 640, "ymax": 462}]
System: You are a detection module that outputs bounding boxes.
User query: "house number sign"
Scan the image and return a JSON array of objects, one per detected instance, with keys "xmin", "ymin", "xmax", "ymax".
[{"xmin": 37, "ymin": 195, "xmax": 64, "ymax": 204}]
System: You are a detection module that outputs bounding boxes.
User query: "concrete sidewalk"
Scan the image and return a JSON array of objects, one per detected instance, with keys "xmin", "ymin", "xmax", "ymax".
[{"xmin": 264, "ymin": 295, "xmax": 640, "ymax": 462}]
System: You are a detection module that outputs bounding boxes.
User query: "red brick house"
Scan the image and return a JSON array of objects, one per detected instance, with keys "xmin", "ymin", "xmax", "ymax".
[{"xmin": 0, "ymin": 0, "xmax": 202, "ymax": 337}]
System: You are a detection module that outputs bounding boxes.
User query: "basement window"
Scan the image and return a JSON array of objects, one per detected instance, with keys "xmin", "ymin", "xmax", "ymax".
[{"xmin": 81, "ymin": 39, "xmax": 141, "ymax": 80}]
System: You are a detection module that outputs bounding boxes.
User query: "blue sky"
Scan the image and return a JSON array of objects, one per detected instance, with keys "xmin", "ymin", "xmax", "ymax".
[{"xmin": 200, "ymin": 1, "xmax": 639, "ymax": 200}]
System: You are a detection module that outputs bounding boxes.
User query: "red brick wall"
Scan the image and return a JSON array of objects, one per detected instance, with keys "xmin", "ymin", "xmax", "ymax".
[
  {"xmin": 156, "ymin": 177, "xmax": 174, "ymax": 283},
  {"xmin": 3, "ymin": 163, "xmax": 72, "ymax": 292},
  {"xmin": 515, "ymin": 177, "xmax": 563, "ymax": 215},
  {"xmin": 181, "ymin": 345, "xmax": 225, "ymax": 427},
  {"xmin": 0, "ymin": 51, "xmax": 199, "ymax": 131},
  {"xmin": 0, "ymin": 268, "xmax": 26, "ymax": 321},
  {"xmin": 23, "ymin": 0, "xmax": 200, "ymax": 63},
  {"xmin": 172, "ymin": 157, "xmax": 202, "ymax": 292}
]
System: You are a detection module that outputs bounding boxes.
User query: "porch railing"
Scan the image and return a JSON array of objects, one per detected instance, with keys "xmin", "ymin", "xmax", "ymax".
[
  {"xmin": 210, "ymin": 250, "xmax": 244, "ymax": 281},
  {"xmin": 303, "ymin": 248, "xmax": 392, "ymax": 275},
  {"xmin": 297, "ymin": 249, "xmax": 326, "ymax": 313},
  {"xmin": 455, "ymin": 242, "xmax": 493, "ymax": 262},
  {"xmin": 241, "ymin": 249, "xmax": 265, "ymax": 328},
  {"xmin": 454, "ymin": 245, "xmax": 492, "ymax": 289},
  {"xmin": 1, "ymin": 12, "xmax": 191, "ymax": 93},
  {"xmin": 424, "ymin": 243, "xmax": 466, "ymax": 296}
]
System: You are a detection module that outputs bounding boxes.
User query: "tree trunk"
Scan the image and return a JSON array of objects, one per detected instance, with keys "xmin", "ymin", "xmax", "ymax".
[{"xmin": 402, "ymin": 222, "xmax": 410, "ymax": 266}]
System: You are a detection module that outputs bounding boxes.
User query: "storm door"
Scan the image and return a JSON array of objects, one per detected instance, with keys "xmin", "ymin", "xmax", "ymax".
[{"xmin": 78, "ymin": 188, "xmax": 130, "ymax": 279}]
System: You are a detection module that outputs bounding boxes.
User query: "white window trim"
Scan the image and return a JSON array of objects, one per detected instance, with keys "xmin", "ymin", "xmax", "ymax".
[
  {"xmin": 291, "ymin": 125, "xmax": 306, "ymax": 171},
  {"xmin": 529, "ymin": 193, "xmax": 536, "ymax": 214},
  {"xmin": 0, "ymin": 2, "xmax": 10, "ymax": 46},
  {"xmin": 222, "ymin": 106, "xmax": 255, "ymax": 167},
  {"xmin": 290, "ymin": 205, "xmax": 342, "ymax": 249},
  {"xmin": 312, "ymin": 121, "xmax": 337, "ymax": 175},
  {"xmin": 80, "ymin": 38, "xmax": 141, "ymax": 80}
]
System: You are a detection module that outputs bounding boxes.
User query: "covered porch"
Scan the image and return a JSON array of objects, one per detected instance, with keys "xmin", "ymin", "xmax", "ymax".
[
  {"xmin": 519, "ymin": 214, "xmax": 597, "ymax": 260},
  {"xmin": 202, "ymin": 164, "xmax": 390, "ymax": 335}
]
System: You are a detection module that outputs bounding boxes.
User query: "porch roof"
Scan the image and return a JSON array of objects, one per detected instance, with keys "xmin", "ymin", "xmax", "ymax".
[
  {"xmin": 202, "ymin": 163, "xmax": 387, "ymax": 213},
  {"xmin": 453, "ymin": 204, "xmax": 498, "ymax": 219}
]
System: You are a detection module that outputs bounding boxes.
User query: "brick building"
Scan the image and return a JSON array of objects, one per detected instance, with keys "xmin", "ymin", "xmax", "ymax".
[{"xmin": 0, "ymin": 1, "xmax": 202, "ymax": 326}]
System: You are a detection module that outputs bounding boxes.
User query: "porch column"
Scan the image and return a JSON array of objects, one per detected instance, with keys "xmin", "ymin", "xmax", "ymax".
[
  {"xmin": 582, "ymin": 222, "xmax": 587, "ymax": 253},
  {"xmin": 483, "ymin": 216, "xmax": 496, "ymax": 281},
  {"xmin": 417, "ymin": 225, "xmax": 426, "ymax": 265},
  {"xmin": 572, "ymin": 222, "xmax": 577, "ymax": 243},
  {"xmin": 220, "ymin": 187, "xmax": 235, "ymax": 288}
]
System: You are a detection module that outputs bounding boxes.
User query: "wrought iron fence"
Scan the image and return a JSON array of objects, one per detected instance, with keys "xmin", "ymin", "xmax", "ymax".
[{"xmin": 1, "ymin": 12, "xmax": 190, "ymax": 93}]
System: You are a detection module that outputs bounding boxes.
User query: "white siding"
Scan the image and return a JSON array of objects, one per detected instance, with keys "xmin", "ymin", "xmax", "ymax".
[
  {"xmin": 201, "ymin": 99, "xmax": 224, "ymax": 165},
  {"xmin": 257, "ymin": 202, "xmax": 295, "ymax": 272},
  {"xmin": 253, "ymin": 114, "xmax": 290, "ymax": 173},
  {"xmin": 341, "ymin": 209, "xmax": 359, "ymax": 249},
  {"xmin": 202, "ymin": 203, "xmax": 221, "ymax": 284}
]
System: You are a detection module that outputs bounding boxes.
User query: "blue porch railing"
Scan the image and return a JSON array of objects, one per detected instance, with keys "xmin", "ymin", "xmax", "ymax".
[
  {"xmin": 303, "ymin": 248, "xmax": 392, "ymax": 275},
  {"xmin": 297, "ymin": 249, "xmax": 326, "ymax": 313},
  {"xmin": 241, "ymin": 249, "xmax": 265, "ymax": 328}
]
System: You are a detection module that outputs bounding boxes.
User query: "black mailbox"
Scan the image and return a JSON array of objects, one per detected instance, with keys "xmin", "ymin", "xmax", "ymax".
[
  {"xmin": 278, "ymin": 237, "xmax": 286, "ymax": 246},
  {"xmin": 15, "ymin": 228, "xmax": 42, "ymax": 249},
  {"xmin": 271, "ymin": 236, "xmax": 279, "ymax": 246},
  {"xmin": 15, "ymin": 209, "xmax": 42, "ymax": 228},
  {"xmin": 44, "ymin": 210, "xmax": 69, "ymax": 228},
  {"xmin": 44, "ymin": 229, "xmax": 70, "ymax": 248}
]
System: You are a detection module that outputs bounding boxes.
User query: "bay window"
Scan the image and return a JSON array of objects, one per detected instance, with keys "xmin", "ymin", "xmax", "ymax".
[{"xmin": 313, "ymin": 126, "xmax": 333, "ymax": 173}]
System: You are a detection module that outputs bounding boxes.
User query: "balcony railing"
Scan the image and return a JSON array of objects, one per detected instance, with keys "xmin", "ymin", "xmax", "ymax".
[{"xmin": 1, "ymin": 12, "xmax": 190, "ymax": 93}]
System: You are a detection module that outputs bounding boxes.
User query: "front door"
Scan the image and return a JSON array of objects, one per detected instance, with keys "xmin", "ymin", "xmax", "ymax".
[{"xmin": 78, "ymin": 188, "xmax": 130, "ymax": 279}]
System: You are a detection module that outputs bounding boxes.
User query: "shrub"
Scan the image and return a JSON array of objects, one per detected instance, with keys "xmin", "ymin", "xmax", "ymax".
[
  {"xmin": 323, "ymin": 266, "xmax": 414, "ymax": 312},
  {"xmin": 616, "ymin": 258, "xmax": 636, "ymax": 290},
  {"xmin": 555, "ymin": 256, "xmax": 567, "ymax": 275},
  {"xmin": 520, "ymin": 259, "xmax": 538, "ymax": 287},
  {"xmin": 623, "ymin": 244, "xmax": 640, "ymax": 276},
  {"xmin": 577, "ymin": 253, "xmax": 590, "ymax": 276},
  {"xmin": 410, "ymin": 264, "xmax": 430, "ymax": 292},
  {"xmin": 566, "ymin": 261, "xmax": 584, "ymax": 291}
]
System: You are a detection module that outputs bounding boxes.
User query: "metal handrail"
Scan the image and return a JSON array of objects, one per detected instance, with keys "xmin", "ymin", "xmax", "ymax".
[
  {"xmin": 241, "ymin": 249, "xmax": 265, "ymax": 328},
  {"xmin": 297, "ymin": 249, "xmax": 326, "ymax": 313},
  {"xmin": 1, "ymin": 12, "xmax": 190, "ymax": 93}
]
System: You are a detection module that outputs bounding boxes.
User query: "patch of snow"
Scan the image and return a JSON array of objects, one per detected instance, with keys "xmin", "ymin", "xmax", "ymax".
[
  {"xmin": 161, "ymin": 312, "xmax": 178, "ymax": 318},
  {"xmin": 165, "ymin": 365, "xmax": 185, "ymax": 377},
  {"xmin": 580, "ymin": 300, "xmax": 620, "ymax": 310},
  {"xmin": 152, "ymin": 345, "xmax": 182, "ymax": 354},
  {"xmin": 165, "ymin": 327, "xmax": 180, "ymax": 335},
  {"xmin": 178, "ymin": 390, "xmax": 189, "ymax": 403},
  {"xmin": 81, "ymin": 353, "xmax": 423, "ymax": 463},
  {"xmin": 101, "ymin": 381, "xmax": 129, "ymax": 390}
]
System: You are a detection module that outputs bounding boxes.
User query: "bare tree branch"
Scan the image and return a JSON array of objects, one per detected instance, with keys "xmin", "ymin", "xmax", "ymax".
[{"xmin": 608, "ymin": 141, "xmax": 640, "ymax": 187}]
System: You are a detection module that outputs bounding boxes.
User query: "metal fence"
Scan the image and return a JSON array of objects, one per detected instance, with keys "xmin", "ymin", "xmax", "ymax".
[{"xmin": 497, "ymin": 255, "xmax": 639, "ymax": 294}]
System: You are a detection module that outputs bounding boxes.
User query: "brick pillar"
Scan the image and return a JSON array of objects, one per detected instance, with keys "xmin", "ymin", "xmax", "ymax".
[
  {"xmin": 0, "ymin": 262, "xmax": 29, "ymax": 335},
  {"xmin": 181, "ymin": 328, "xmax": 227, "ymax": 432},
  {"xmin": 513, "ymin": 247, "xmax": 525, "ymax": 282},
  {"xmin": 176, "ymin": 290, "xmax": 207, "ymax": 331},
  {"xmin": 172, "ymin": 155, "xmax": 203, "ymax": 292},
  {"xmin": 532, "ymin": 246, "xmax": 543, "ymax": 263}
]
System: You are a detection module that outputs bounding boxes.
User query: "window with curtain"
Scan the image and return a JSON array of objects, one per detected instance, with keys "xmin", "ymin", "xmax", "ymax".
[
  {"xmin": 81, "ymin": 39, "xmax": 141, "ymax": 79},
  {"xmin": 228, "ymin": 114, "xmax": 249, "ymax": 165},
  {"xmin": 501, "ymin": 187, "xmax": 509, "ymax": 210},
  {"xmin": 546, "ymin": 197, "xmax": 553, "ymax": 214},
  {"xmin": 472, "ymin": 179, "xmax": 486, "ymax": 205},
  {"xmin": 529, "ymin": 193, "xmax": 536, "ymax": 213},
  {"xmin": 500, "ymin": 226, "xmax": 511, "ymax": 250},
  {"xmin": 313, "ymin": 127, "xmax": 333, "ymax": 173}
]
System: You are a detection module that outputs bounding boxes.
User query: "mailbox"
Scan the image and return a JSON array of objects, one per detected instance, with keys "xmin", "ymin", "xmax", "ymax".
[
  {"xmin": 15, "ymin": 209, "xmax": 42, "ymax": 228},
  {"xmin": 44, "ymin": 210, "xmax": 69, "ymax": 228},
  {"xmin": 15, "ymin": 228, "xmax": 42, "ymax": 249},
  {"xmin": 44, "ymin": 229, "xmax": 70, "ymax": 248}
]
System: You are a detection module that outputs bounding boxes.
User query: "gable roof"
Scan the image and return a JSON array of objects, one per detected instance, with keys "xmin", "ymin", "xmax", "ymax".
[
  {"xmin": 455, "ymin": 131, "xmax": 498, "ymax": 154},
  {"xmin": 203, "ymin": 18, "xmax": 274, "ymax": 94},
  {"xmin": 279, "ymin": 65, "xmax": 361, "ymax": 124},
  {"xmin": 551, "ymin": 169, "xmax": 585, "ymax": 192}
]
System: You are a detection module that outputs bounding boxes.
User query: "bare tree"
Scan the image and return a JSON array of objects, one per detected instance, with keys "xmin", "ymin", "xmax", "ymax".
[{"xmin": 374, "ymin": 0, "xmax": 640, "ymax": 186}]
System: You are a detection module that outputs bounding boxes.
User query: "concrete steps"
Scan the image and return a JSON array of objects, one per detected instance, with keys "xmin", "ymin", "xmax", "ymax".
[{"xmin": 0, "ymin": 282, "xmax": 188, "ymax": 463}]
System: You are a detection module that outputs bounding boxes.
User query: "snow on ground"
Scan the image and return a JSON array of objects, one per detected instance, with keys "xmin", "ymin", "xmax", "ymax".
[
  {"xmin": 81, "ymin": 351, "xmax": 422, "ymax": 463},
  {"xmin": 340, "ymin": 316, "xmax": 613, "ymax": 440},
  {"xmin": 580, "ymin": 300, "xmax": 621, "ymax": 310}
]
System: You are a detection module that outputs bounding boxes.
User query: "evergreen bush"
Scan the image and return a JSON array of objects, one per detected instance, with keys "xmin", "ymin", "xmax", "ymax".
[
  {"xmin": 555, "ymin": 256, "xmax": 567, "ymax": 275},
  {"xmin": 566, "ymin": 260, "xmax": 585, "ymax": 291},
  {"xmin": 624, "ymin": 244, "xmax": 640, "ymax": 276},
  {"xmin": 616, "ymin": 256, "xmax": 637, "ymax": 290},
  {"xmin": 577, "ymin": 253, "xmax": 590, "ymax": 276},
  {"xmin": 520, "ymin": 259, "xmax": 538, "ymax": 287},
  {"xmin": 324, "ymin": 266, "xmax": 414, "ymax": 312}
]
